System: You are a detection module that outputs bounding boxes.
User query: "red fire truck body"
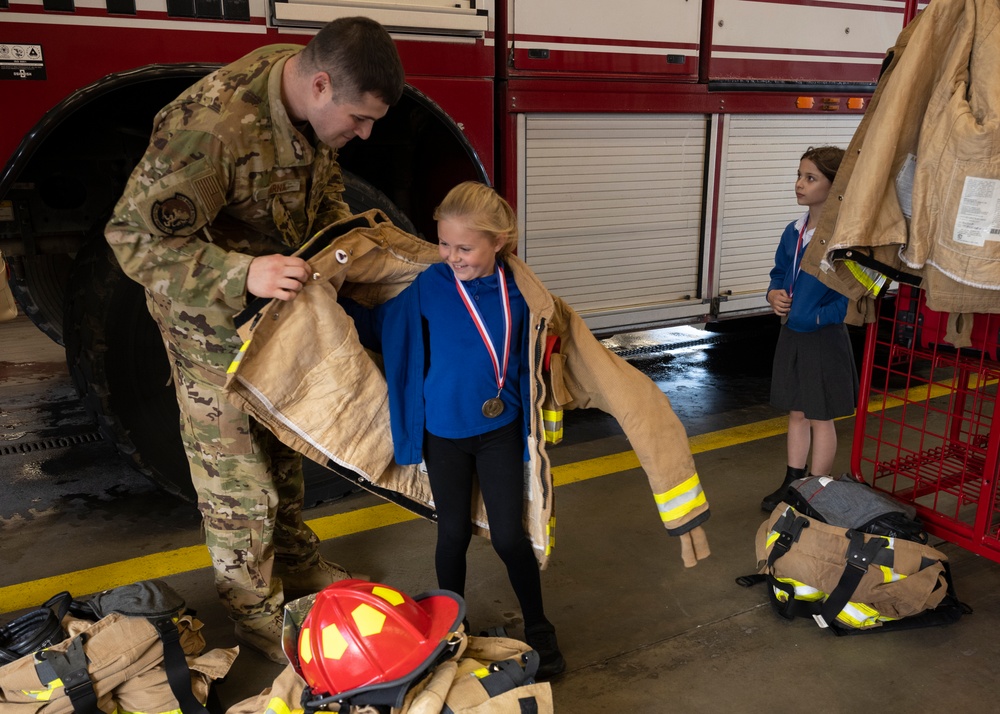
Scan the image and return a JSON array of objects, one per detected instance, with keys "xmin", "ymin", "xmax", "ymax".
[{"xmin": 0, "ymin": 0, "xmax": 921, "ymax": 496}]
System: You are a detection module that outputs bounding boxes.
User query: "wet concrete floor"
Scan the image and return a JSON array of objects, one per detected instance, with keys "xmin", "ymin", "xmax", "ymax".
[{"xmin": 2, "ymin": 314, "xmax": 999, "ymax": 712}]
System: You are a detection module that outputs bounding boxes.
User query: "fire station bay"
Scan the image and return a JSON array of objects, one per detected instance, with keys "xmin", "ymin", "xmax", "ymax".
[{"xmin": 3, "ymin": 0, "xmax": 1000, "ymax": 711}]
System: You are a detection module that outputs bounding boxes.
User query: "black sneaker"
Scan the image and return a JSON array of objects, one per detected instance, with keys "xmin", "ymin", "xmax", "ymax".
[{"xmin": 524, "ymin": 621, "xmax": 566, "ymax": 679}]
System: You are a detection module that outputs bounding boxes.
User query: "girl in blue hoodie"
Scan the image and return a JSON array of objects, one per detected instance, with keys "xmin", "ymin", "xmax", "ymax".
[{"xmin": 761, "ymin": 146, "xmax": 859, "ymax": 511}]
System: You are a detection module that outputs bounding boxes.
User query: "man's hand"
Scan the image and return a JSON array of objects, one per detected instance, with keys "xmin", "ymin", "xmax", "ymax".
[
  {"xmin": 767, "ymin": 288, "xmax": 792, "ymax": 318},
  {"xmin": 247, "ymin": 255, "xmax": 312, "ymax": 301}
]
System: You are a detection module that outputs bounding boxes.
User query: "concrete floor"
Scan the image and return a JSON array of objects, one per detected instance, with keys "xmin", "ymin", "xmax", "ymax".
[{"xmin": 2, "ymin": 313, "xmax": 1000, "ymax": 713}]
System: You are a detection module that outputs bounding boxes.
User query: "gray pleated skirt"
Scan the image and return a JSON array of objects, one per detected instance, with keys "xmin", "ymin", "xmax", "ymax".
[{"xmin": 769, "ymin": 323, "xmax": 859, "ymax": 420}]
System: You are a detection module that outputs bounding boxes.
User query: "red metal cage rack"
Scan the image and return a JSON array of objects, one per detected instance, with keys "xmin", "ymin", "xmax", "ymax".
[{"xmin": 851, "ymin": 285, "xmax": 1000, "ymax": 562}]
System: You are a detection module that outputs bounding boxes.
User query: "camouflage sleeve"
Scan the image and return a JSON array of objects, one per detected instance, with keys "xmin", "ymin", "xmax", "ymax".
[{"xmin": 105, "ymin": 125, "xmax": 253, "ymax": 311}]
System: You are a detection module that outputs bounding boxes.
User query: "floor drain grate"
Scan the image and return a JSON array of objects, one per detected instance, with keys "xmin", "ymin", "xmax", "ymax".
[{"xmin": 0, "ymin": 431, "xmax": 104, "ymax": 456}]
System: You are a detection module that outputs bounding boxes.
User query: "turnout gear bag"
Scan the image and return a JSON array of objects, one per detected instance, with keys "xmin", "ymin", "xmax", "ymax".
[
  {"xmin": 0, "ymin": 580, "xmax": 236, "ymax": 713},
  {"xmin": 741, "ymin": 476, "xmax": 969, "ymax": 634}
]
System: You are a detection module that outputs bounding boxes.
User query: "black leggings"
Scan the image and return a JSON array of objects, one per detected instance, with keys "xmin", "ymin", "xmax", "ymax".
[{"xmin": 423, "ymin": 420, "xmax": 546, "ymax": 627}]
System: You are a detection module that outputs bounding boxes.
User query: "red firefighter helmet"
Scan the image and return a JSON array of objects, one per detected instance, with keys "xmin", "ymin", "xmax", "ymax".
[{"xmin": 296, "ymin": 579, "xmax": 464, "ymax": 701}]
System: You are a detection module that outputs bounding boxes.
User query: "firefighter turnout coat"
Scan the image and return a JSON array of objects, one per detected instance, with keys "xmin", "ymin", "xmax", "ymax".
[
  {"xmin": 225, "ymin": 210, "xmax": 710, "ymax": 567},
  {"xmin": 802, "ymin": 0, "xmax": 1000, "ymax": 317}
]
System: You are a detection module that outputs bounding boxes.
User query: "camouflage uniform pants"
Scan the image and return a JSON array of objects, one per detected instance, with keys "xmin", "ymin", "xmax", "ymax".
[{"xmin": 171, "ymin": 359, "xmax": 322, "ymax": 621}]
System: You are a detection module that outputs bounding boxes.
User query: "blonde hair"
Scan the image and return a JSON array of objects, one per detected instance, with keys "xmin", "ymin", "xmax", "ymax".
[{"xmin": 433, "ymin": 181, "xmax": 518, "ymax": 258}]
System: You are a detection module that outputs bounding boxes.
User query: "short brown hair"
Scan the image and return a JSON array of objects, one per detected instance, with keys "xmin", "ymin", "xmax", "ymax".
[
  {"xmin": 300, "ymin": 16, "xmax": 405, "ymax": 105},
  {"xmin": 434, "ymin": 182, "xmax": 518, "ymax": 258}
]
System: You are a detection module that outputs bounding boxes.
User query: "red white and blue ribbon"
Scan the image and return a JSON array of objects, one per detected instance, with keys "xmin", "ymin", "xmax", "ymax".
[
  {"xmin": 789, "ymin": 217, "xmax": 809, "ymax": 298},
  {"xmin": 453, "ymin": 262, "xmax": 511, "ymax": 397}
]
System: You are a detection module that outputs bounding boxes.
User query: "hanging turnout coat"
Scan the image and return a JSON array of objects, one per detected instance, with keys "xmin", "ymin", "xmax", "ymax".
[
  {"xmin": 802, "ymin": 0, "xmax": 1000, "ymax": 317},
  {"xmin": 224, "ymin": 210, "xmax": 710, "ymax": 567}
]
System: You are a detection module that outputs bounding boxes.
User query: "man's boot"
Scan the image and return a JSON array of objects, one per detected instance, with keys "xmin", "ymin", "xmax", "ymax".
[
  {"xmin": 278, "ymin": 558, "xmax": 365, "ymax": 601},
  {"xmin": 761, "ymin": 465, "xmax": 807, "ymax": 512},
  {"xmin": 234, "ymin": 611, "xmax": 286, "ymax": 664}
]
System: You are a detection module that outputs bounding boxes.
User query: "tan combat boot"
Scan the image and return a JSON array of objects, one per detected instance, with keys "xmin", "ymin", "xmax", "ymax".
[
  {"xmin": 279, "ymin": 559, "xmax": 367, "ymax": 601},
  {"xmin": 234, "ymin": 612, "xmax": 286, "ymax": 664}
]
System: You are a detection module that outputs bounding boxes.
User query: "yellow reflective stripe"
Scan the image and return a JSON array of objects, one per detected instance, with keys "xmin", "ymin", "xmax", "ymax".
[
  {"xmin": 22, "ymin": 679, "xmax": 61, "ymax": 701},
  {"xmin": 879, "ymin": 564, "xmax": 905, "ymax": 583},
  {"xmin": 226, "ymin": 339, "xmax": 252, "ymax": 374},
  {"xmin": 116, "ymin": 708, "xmax": 183, "ymax": 714},
  {"xmin": 654, "ymin": 473, "xmax": 706, "ymax": 522},
  {"xmin": 473, "ymin": 667, "xmax": 491, "ymax": 679},
  {"xmin": 766, "ymin": 530, "xmax": 780, "ymax": 549},
  {"xmin": 844, "ymin": 260, "xmax": 889, "ymax": 297},
  {"xmin": 543, "ymin": 408, "xmax": 563, "ymax": 444},
  {"xmin": 774, "ymin": 577, "xmax": 825, "ymax": 602},
  {"xmin": 545, "ymin": 516, "xmax": 556, "ymax": 556},
  {"xmin": 836, "ymin": 601, "xmax": 892, "ymax": 629},
  {"xmin": 263, "ymin": 696, "xmax": 304, "ymax": 714}
]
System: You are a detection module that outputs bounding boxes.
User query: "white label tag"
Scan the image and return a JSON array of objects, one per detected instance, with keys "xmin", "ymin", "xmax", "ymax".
[{"xmin": 954, "ymin": 176, "xmax": 1000, "ymax": 247}]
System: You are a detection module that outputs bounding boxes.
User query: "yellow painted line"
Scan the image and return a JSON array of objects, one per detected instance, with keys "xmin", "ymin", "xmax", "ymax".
[
  {"xmin": 1, "ymin": 376, "xmax": 982, "ymax": 614},
  {"xmin": 0, "ymin": 504, "xmax": 421, "ymax": 614}
]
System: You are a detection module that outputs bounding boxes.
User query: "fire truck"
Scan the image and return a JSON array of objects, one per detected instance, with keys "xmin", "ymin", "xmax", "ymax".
[{"xmin": 0, "ymin": 0, "xmax": 920, "ymax": 499}]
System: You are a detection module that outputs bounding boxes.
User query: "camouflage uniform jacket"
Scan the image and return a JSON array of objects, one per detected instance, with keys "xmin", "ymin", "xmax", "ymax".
[
  {"xmin": 105, "ymin": 44, "xmax": 350, "ymax": 382},
  {"xmin": 225, "ymin": 211, "xmax": 710, "ymax": 569}
]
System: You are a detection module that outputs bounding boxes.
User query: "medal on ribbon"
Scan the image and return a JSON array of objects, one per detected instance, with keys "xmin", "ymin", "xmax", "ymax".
[{"xmin": 454, "ymin": 262, "xmax": 511, "ymax": 418}]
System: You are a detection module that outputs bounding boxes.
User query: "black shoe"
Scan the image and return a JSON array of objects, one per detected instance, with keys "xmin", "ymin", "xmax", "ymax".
[
  {"xmin": 761, "ymin": 466, "xmax": 807, "ymax": 512},
  {"xmin": 524, "ymin": 620, "xmax": 566, "ymax": 680}
]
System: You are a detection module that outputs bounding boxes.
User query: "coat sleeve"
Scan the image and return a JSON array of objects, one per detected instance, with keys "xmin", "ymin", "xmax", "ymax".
[
  {"xmin": 104, "ymin": 122, "xmax": 253, "ymax": 311},
  {"xmin": 380, "ymin": 284, "xmax": 427, "ymax": 466},
  {"xmin": 767, "ymin": 221, "xmax": 796, "ymax": 294},
  {"xmin": 549, "ymin": 294, "xmax": 709, "ymax": 536}
]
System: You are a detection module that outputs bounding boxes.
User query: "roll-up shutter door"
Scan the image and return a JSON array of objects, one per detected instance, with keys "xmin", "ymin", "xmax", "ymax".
[
  {"xmin": 521, "ymin": 114, "xmax": 709, "ymax": 333},
  {"xmin": 716, "ymin": 114, "xmax": 862, "ymax": 315}
]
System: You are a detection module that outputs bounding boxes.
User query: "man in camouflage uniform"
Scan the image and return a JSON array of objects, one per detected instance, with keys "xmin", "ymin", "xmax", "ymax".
[{"xmin": 104, "ymin": 16, "xmax": 405, "ymax": 663}]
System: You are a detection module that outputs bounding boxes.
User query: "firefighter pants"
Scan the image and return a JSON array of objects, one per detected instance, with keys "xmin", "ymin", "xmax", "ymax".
[{"xmin": 171, "ymin": 358, "xmax": 322, "ymax": 620}]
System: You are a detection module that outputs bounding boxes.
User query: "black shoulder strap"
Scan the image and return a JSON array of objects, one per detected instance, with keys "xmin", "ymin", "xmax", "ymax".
[
  {"xmin": 765, "ymin": 511, "xmax": 810, "ymax": 569},
  {"xmin": 35, "ymin": 637, "xmax": 98, "ymax": 714},
  {"xmin": 814, "ymin": 531, "xmax": 888, "ymax": 629},
  {"xmin": 152, "ymin": 616, "xmax": 214, "ymax": 714},
  {"xmin": 827, "ymin": 248, "xmax": 922, "ymax": 287}
]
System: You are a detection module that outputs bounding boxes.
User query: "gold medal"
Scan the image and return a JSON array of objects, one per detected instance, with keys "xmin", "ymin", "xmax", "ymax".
[{"xmin": 482, "ymin": 397, "xmax": 505, "ymax": 418}]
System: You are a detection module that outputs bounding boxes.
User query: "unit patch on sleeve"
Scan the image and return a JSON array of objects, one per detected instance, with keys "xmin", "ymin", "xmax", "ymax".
[{"xmin": 151, "ymin": 194, "xmax": 198, "ymax": 234}]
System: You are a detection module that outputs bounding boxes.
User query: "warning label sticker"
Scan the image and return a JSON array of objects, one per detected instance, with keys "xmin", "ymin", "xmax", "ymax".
[
  {"xmin": 954, "ymin": 176, "xmax": 1000, "ymax": 248},
  {"xmin": 0, "ymin": 43, "xmax": 46, "ymax": 80}
]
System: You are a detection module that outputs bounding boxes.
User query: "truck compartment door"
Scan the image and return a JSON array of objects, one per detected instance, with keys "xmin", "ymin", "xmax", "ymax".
[
  {"xmin": 713, "ymin": 114, "xmax": 862, "ymax": 317},
  {"xmin": 517, "ymin": 113, "xmax": 709, "ymax": 334},
  {"xmin": 510, "ymin": 0, "xmax": 701, "ymax": 78},
  {"xmin": 271, "ymin": 0, "xmax": 489, "ymax": 35}
]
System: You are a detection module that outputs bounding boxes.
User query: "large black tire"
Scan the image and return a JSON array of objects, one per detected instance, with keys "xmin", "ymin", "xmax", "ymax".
[{"xmin": 65, "ymin": 173, "xmax": 420, "ymax": 503}]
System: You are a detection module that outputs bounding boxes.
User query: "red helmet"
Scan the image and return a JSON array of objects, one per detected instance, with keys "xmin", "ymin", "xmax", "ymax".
[{"xmin": 296, "ymin": 579, "xmax": 464, "ymax": 702}]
